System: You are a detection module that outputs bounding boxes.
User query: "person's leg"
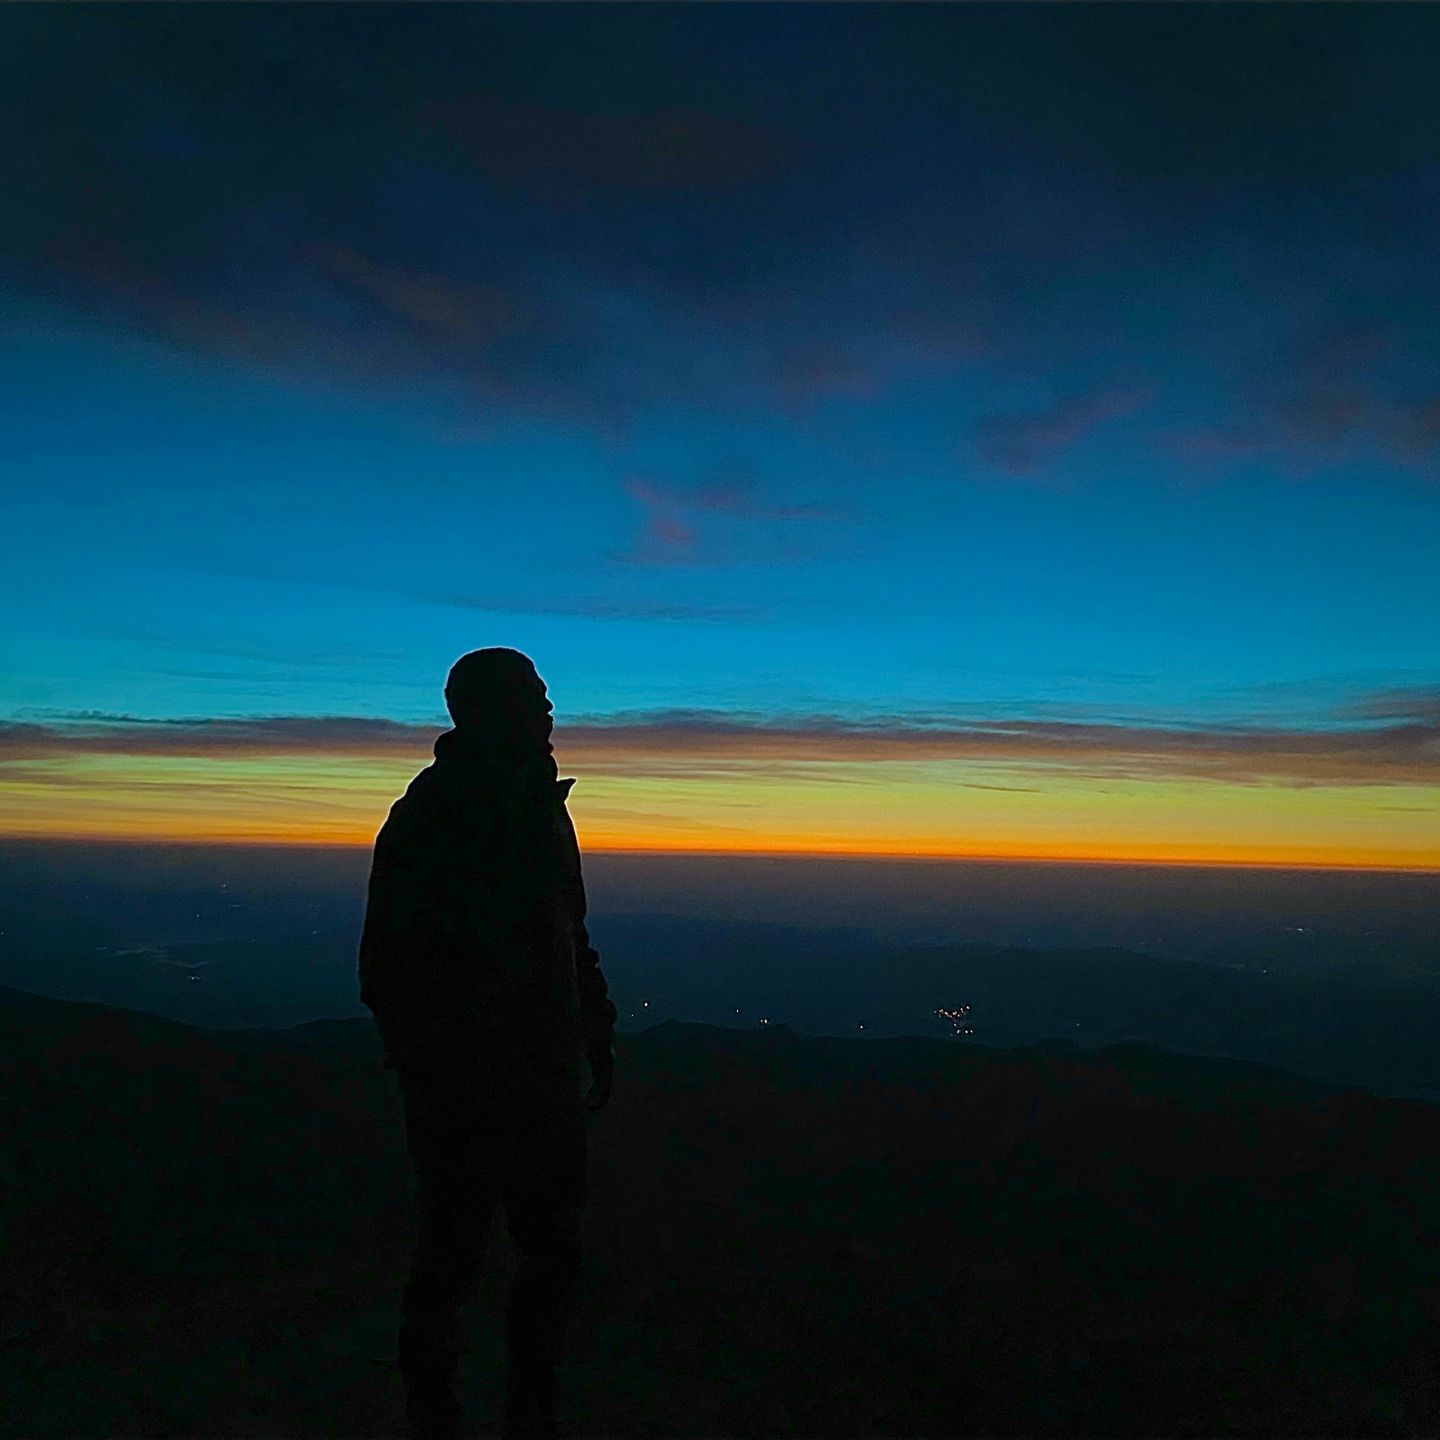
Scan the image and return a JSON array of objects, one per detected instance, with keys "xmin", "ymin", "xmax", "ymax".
[
  {"xmin": 398, "ymin": 1069, "xmax": 501, "ymax": 1437},
  {"xmin": 500, "ymin": 1078, "xmax": 587, "ymax": 1438},
  {"xmin": 503, "ymin": 1202, "xmax": 584, "ymax": 1435}
]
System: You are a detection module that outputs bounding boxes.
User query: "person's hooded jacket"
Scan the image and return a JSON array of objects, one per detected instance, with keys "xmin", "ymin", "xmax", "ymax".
[{"xmin": 357, "ymin": 724, "xmax": 617, "ymax": 1075}]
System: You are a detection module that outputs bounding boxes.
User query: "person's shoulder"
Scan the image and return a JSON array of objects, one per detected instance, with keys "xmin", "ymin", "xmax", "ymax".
[
  {"xmin": 406, "ymin": 760, "xmax": 449, "ymax": 798},
  {"xmin": 380, "ymin": 765, "xmax": 443, "ymax": 826}
]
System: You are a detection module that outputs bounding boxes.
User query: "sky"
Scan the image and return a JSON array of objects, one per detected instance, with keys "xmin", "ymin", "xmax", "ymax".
[{"xmin": 1, "ymin": 4, "xmax": 1438, "ymax": 869}]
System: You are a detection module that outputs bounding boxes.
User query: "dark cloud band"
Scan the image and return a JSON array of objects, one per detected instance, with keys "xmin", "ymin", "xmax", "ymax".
[{"xmin": 6, "ymin": 694, "xmax": 1439, "ymax": 788}]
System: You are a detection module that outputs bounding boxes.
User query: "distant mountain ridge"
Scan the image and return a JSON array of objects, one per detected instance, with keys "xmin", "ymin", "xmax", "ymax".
[
  {"xmin": 5, "ymin": 913, "xmax": 1440, "ymax": 1100},
  {"xmin": 4, "ymin": 983, "xmax": 1440, "ymax": 1437}
]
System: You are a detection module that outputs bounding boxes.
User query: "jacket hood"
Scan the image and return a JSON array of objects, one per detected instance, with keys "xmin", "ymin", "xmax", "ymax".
[{"xmin": 431, "ymin": 724, "xmax": 559, "ymax": 789}]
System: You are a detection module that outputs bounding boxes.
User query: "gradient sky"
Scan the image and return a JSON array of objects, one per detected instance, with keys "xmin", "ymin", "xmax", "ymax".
[{"xmin": 2, "ymin": 4, "xmax": 1438, "ymax": 867}]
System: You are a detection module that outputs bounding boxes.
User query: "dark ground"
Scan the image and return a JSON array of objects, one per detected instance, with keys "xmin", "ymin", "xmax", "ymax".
[{"xmin": 4, "ymin": 983, "xmax": 1440, "ymax": 1438}]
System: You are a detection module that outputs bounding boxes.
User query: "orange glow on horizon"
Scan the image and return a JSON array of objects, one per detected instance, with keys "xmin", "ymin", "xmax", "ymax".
[
  {"xmin": 3, "ymin": 819, "xmax": 1437, "ymax": 874},
  {"xmin": 3, "ymin": 745, "xmax": 1436, "ymax": 874}
]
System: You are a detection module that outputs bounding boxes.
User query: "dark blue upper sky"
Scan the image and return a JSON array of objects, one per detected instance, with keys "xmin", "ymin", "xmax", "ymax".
[{"xmin": 1, "ymin": 4, "xmax": 1438, "ymax": 859}]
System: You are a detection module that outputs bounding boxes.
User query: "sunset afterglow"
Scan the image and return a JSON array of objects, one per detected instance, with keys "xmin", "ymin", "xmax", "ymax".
[
  {"xmin": 2, "ymin": 721, "xmax": 1435, "ymax": 869},
  {"xmin": 2, "ymin": 6, "xmax": 1437, "ymax": 869}
]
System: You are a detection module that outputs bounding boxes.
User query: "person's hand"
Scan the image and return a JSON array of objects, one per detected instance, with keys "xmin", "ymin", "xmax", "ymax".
[{"xmin": 586, "ymin": 1040, "xmax": 614, "ymax": 1111}]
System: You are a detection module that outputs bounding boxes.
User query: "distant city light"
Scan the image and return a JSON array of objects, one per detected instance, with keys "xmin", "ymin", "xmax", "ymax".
[{"xmin": 936, "ymin": 1004, "xmax": 974, "ymax": 1038}]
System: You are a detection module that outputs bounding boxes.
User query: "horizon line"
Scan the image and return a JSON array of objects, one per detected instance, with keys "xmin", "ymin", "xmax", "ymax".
[{"xmin": 2, "ymin": 831, "xmax": 1437, "ymax": 877}]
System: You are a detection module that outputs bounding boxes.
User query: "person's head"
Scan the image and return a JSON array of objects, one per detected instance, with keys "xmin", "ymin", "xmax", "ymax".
[{"xmin": 444, "ymin": 647, "xmax": 553, "ymax": 746}]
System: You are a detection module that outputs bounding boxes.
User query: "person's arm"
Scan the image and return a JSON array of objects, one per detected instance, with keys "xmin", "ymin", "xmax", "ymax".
[
  {"xmin": 559, "ymin": 796, "xmax": 618, "ymax": 1108},
  {"xmin": 358, "ymin": 796, "xmax": 447, "ymax": 1069},
  {"xmin": 577, "ymin": 908, "xmax": 617, "ymax": 1110},
  {"xmin": 576, "ymin": 879, "xmax": 618, "ymax": 1059}
]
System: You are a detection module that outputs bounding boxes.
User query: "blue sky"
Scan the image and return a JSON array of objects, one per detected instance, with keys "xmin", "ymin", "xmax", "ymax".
[{"xmin": 2, "ymin": 4, "xmax": 1437, "ymax": 862}]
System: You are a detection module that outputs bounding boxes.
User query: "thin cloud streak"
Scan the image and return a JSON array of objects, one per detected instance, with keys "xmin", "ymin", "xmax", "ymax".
[
  {"xmin": 1349, "ymin": 688, "xmax": 1440, "ymax": 724},
  {"xmin": 6, "ymin": 698, "xmax": 1440, "ymax": 788},
  {"xmin": 0, "ymin": 715, "xmax": 435, "ymax": 758},
  {"xmin": 975, "ymin": 385, "xmax": 1151, "ymax": 474},
  {"xmin": 1164, "ymin": 321, "xmax": 1440, "ymax": 474},
  {"xmin": 613, "ymin": 472, "xmax": 847, "ymax": 569},
  {"xmin": 422, "ymin": 590, "xmax": 766, "ymax": 623},
  {"xmin": 193, "ymin": 562, "xmax": 768, "ymax": 624}
]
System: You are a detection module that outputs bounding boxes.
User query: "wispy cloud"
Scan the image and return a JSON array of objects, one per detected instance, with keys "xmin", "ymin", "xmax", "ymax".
[
  {"xmin": 425, "ymin": 589, "xmax": 767, "ymax": 623},
  {"xmin": 319, "ymin": 247, "xmax": 526, "ymax": 349},
  {"xmin": 188, "ymin": 562, "xmax": 767, "ymax": 624},
  {"xmin": 1391, "ymin": 397, "xmax": 1440, "ymax": 462},
  {"xmin": 1348, "ymin": 687, "xmax": 1440, "ymax": 724},
  {"xmin": 615, "ymin": 477, "xmax": 699, "ymax": 565},
  {"xmin": 8, "ymin": 696, "xmax": 1440, "ymax": 788},
  {"xmin": 0, "ymin": 715, "xmax": 436, "ymax": 759},
  {"xmin": 771, "ymin": 310, "xmax": 987, "ymax": 412},
  {"xmin": 105, "ymin": 634, "xmax": 409, "ymax": 670},
  {"xmin": 1165, "ymin": 426, "xmax": 1286, "ymax": 462},
  {"xmin": 612, "ymin": 470, "xmax": 847, "ymax": 568},
  {"xmin": 1164, "ymin": 319, "xmax": 1440, "ymax": 475},
  {"xmin": 689, "ymin": 471, "xmax": 847, "ymax": 524},
  {"xmin": 975, "ymin": 386, "xmax": 1151, "ymax": 475},
  {"xmin": 555, "ymin": 708, "xmax": 1440, "ymax": 787},
  {"xmin": 1167, "ymin": 393, "xmax": 1440, "ymax": 473},
  {"xmin": 776, "ymin": 342, "xmax": 879, "ymax": 408},
  {"xmin": 1167, "ymin": 394, "xmax": 1378, "ymax": 466}
]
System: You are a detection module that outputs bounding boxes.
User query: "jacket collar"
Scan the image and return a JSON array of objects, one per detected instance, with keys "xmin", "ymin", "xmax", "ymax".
[{"xmin": 431, "ymin": 726, "xmax": 563, "ymax": 792}]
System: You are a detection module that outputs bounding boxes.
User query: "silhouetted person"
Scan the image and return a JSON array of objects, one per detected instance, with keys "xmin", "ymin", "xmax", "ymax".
[{"xmin": 359, "ymin": 648, "xmax": 618, "ymax": 1440}]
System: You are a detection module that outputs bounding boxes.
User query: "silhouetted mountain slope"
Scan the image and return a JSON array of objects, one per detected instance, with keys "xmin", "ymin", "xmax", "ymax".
[
  {"xmin": 609, "ymin": 930, "xmax": 1440, "ymax": 1100},
  {"xmin": 7, "ymin": 915, "xmax": 1440, "ymax": 1100},
  {"xmin": 867, "ymin": 943, "xmax": 1440, "ymax": 1099},
  {"xmin": 4, "ymin": 985, "xmax": 1440, "ymax": 1437}
]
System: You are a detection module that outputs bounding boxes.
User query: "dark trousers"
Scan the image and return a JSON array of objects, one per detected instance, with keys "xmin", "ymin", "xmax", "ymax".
[{"xmin": 396, "ymin": 1040, "xmax": 587, "ymax": 1433}]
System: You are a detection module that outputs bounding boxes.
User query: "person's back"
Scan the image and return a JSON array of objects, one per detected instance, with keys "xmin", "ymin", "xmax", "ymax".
[{"xmin": 358, "ymin": 648, "xmax": 617, "ymax": 1440}]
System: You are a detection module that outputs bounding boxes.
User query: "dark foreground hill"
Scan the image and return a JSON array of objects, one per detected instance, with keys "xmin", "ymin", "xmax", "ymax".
[
  {"xmin": 3, "ymin": 985, "xmax": 1440, "ymax": 1438},
  {"xmin": 10, "ymin": 912, "xmax": 1440, "ymax": 1102}
]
